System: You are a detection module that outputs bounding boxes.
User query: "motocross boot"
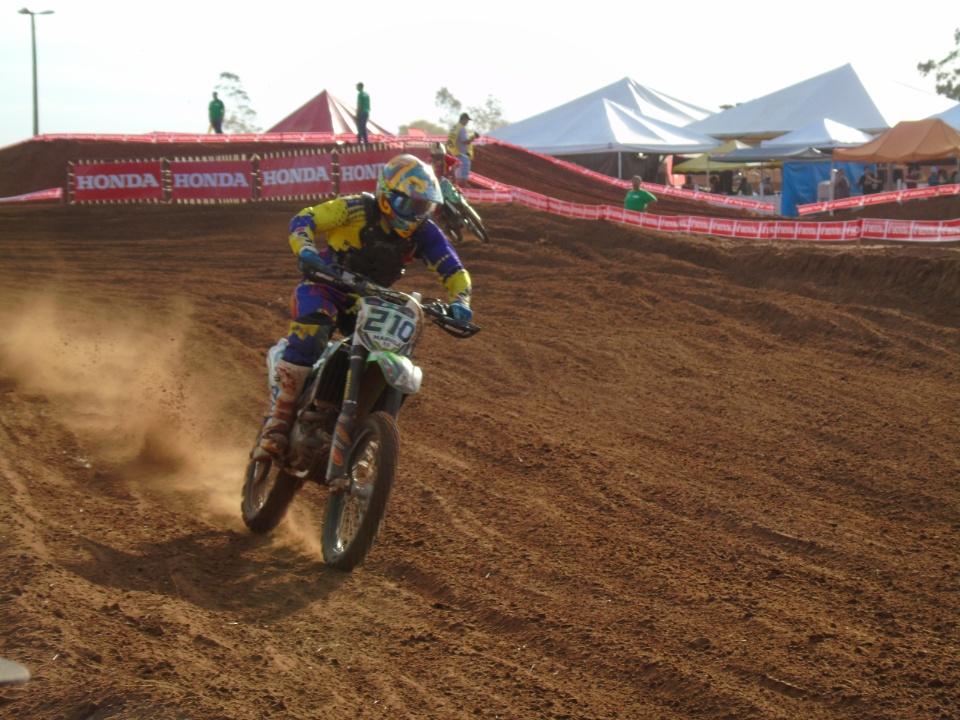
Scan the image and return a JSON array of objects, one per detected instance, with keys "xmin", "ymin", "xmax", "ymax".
[{"xmin": 252, "ymin": 359, "xmax": 312, "ymax": 461}]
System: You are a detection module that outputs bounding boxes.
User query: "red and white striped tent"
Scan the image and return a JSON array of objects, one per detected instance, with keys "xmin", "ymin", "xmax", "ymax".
[{"xmin": 267, "ymin": 90, "xmax": 393, "ymax": 135}]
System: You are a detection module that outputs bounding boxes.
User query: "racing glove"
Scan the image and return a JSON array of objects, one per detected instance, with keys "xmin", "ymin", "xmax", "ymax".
[{"xmin": 297, "ymin": 246, "xmax": 320, "ymax": 274}]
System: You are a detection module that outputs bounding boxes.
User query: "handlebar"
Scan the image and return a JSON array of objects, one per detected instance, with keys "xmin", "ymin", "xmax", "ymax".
[
  {"xmin": 301, "ymin": 258, "xmax": 378, "ymax": 295},
  {"xmin": 421, "ymin": 300, "xmax": 482, "ymax": 338},
  {"xmin": 300, "ymin": 256, "xmax": 481, "ymax": 339}
]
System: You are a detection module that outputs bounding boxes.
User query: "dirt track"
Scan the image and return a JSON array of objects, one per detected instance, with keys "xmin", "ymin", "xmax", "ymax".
[{"xmin": 1, "ymin": 145, "xmax": 960, "ymax": 719}]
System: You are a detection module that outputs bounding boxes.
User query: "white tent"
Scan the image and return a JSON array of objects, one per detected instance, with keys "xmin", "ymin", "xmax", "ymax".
[
  {"xmin": 488, "ymin": 97, "xmax": 721, "ymax": 179},
  {"xmin": 492, "ymin": 76, "xmax": 714, "ymax": 134},
  {"xmin": 486, "ymin": 76, "xmax": 719, "ymax": 177},
  {"xmin": 932, "ymin": 103, "xmax": 960, "ymax": 132},
  {"xmin": 687, "ymin": 64, "xmax": 958, "ymax": 141},
  {"xmin": 489, "ymin": 96, "xmax": 720, "ymax": 156},
  {"xmin": 710, "ymin": 118, "xmax": 875, "ymax": 163},
  {"xmin": 760, "ymin": 118, "xmax": 875, "ymax": 148}
]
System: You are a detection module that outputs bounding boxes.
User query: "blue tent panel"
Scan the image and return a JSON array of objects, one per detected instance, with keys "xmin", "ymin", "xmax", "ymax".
[{"xmin": 781, "ymin": 161, "xmax": 869, "ymax": 217}]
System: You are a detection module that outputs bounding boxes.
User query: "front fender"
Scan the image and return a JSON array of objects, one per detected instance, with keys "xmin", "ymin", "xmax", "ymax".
[{"xmin": 367, "ymin": 350, "xmax": 422, "ymax": 394}]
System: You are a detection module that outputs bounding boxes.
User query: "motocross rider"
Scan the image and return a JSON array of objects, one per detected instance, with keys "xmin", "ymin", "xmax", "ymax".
[
  {"xmin": 252, "ymin": 153, "xmax": 474, "ymax": 461},
  {"xmin": 430, "ymin": 143, "xmax": 461, "ymax": 183}
]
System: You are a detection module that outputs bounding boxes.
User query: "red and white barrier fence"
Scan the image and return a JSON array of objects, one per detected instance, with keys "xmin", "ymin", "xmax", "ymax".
[
  {"xmin": 0, "ymin": 187, "xmax": 63, "ymax": 204},
  {"xmin": 798, "ymin": 183, "xmax": 960, "ymax": 216},
  {"xmin": 466, "ymin": 173, "xmax": 960, "ymax": 243},
  {"xmin": 3, "ymin": 134, "xmax": 958, "ymax": 243}
]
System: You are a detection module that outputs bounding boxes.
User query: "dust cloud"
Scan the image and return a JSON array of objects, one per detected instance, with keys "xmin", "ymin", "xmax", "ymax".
[{"xmin": 0, "ymin": 292, "xmax": 248, "ymax": 523}]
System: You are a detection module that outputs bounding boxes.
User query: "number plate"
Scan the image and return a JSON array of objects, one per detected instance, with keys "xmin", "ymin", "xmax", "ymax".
[{"xmin": 356, "ymin": 297, "xmax": 422, "ymax": 353}]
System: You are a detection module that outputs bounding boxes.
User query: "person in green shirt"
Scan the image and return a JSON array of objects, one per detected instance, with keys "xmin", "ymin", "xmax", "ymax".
[
  {"xmin": 624, "ymin": 175, "xmax": 657, "ymax": 212},
  {"xmin": 208, "ymin": 92, "xmax": 225, "ymax": 134},
  {"xmin": 356, "ymin": 82, "xmax": 370, "ymax": 145}
]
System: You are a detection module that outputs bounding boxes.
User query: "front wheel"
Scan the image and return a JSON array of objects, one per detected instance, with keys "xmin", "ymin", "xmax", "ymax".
[
  {"xmin": 322, "ymin": 411, "xmax": 399, "ymax": 571},
  {"xmin": 462, "ymin": 204, "xmax": 491, "ymax": 244},
  {"xmin": 445, "ymin": 220, "xmax": 464, "ymax": 245},
  {"xmin": 241, "ymin": 457, "xmax": 303, "ymax": 534},
  {"xmin": 440, "ymin": 205, "xmax": 463, "ymax": 244}
]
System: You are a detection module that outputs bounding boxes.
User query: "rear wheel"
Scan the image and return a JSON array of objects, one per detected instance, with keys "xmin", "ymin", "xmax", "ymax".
[
  {"xmin": 241, "ymin": 456, "xmax": 302, "ymax": 534},
  {"xmin": 462, "ymin": 204, "xmax": 491, "ymax": 243},
  {"xmin": 322, "ymin": 411, "xmax": 399, "ymax": 571}
]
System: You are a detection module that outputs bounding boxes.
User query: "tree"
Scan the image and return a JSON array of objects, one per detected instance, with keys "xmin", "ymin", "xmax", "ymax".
[
  {"xmin": 468, "ymin": 95, "xmax": 509, "ymax": 134},
  {"xmin": 434, "ymin": 87, "xmax": 463, "ymax": 129},
  {"xmin": 917, "ymin": 28, "xmax": 960, "ymax": 101},
  {"xmin": 215, "ymin": 72, "xmax": 262, "ymax": 133},
  {"xmin": 434, "ymin": 87, "xmax": 508, "ymax": 134},
  {"xmin": 398, "ymin": 119, "xmax": 448, "ymax": 136}
]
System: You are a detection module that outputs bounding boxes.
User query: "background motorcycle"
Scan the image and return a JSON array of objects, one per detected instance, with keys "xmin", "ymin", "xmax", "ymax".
[
  {"xmin": 435, "ymin": 177, "xmax": 491, "ymax": 245},
  {"xmin": 241, "ymin": 261, "xmax": 481, "ymax": 571}
]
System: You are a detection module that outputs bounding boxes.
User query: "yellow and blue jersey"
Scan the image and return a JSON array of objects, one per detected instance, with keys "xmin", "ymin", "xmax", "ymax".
[{"xmin": 289, "ymin": 194, "xmax": 471, "ymax": 304}]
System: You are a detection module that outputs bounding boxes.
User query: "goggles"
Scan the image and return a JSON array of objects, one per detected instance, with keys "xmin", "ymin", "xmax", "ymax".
[{"xmin": 388, "ymin": 193, "xmax": 436, "ymax": 221}]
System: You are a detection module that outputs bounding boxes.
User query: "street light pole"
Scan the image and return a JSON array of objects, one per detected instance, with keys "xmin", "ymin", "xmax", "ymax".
[{"xmin": 19, "ymin": 8, "xmax": 54, "ymax": 137}]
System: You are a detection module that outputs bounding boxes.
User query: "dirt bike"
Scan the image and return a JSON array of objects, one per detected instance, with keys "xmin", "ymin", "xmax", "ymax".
[
  {"xmin": 435, "ymin": 177, "xmax": 491, "ymax": 244},
  {"xmin": 241, "ymin": 260, "xmax": 481, "ymax": 571}
]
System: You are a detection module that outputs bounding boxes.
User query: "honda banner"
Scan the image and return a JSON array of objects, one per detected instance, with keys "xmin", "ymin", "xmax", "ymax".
[
  {"xmin": 336, "ymin": 148, "xmax": 397, "ymax": 195},
  {"xmin": 72, "ymin": 160, "xmax": 164, "ymax": 203},
  {"xmin": 260, "ymin": 152, "xmax": 335, "ymax": 199},
  {"xmin": 168, "ymin": 159, "xmax": 254, "ymax": 202}
]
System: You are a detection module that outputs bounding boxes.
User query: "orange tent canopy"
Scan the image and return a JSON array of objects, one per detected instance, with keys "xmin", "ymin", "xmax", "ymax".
[{"xmin": 833, "ymin": 118, "xmax": 960, "ymax": 163}]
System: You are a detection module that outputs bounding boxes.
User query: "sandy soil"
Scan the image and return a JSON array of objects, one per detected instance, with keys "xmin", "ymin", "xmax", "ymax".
[{"xmin": 1, "ymin": 141, "xmax": 959, "ymax": 720}]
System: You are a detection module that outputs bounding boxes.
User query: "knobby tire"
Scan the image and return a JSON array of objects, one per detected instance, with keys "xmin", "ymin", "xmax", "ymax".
[
  {"xmin": 462, "ymin": 204, "xmax": 491, "ymax": 243},
  {"xmin": 241, "ymin": 458, "xmax": 303, "ymax": 534},
  {"xmin": 322, "ymin": 411, "xmax": 399, "ymax": 571}
]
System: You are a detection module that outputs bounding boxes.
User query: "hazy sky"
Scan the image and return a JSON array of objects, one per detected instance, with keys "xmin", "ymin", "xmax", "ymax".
[{"xmin": 1, "ymin": 0, "xmax": 957, "ymax": 149}]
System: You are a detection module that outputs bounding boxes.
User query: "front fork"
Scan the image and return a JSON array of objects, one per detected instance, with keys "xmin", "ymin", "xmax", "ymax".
[
  {"xmin": 443, "ymin": 201, "xmax": 464, "ymax": 229},
  {"xmin": 325, "ymin": 344, "xmax": 365, "ymax": 489},
  {"xmin": 324, "ymin": 345, "xmax": 403, "ymax": 490}
]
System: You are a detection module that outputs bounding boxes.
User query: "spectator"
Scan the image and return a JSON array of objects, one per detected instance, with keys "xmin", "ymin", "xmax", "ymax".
[
  {"xmin": 446, "ymin": 113, "xmax": 479, "ymax": 187},
  {"xmin": 735, "ymin": 174, "xmax": 754, "ymax": 196},
  {"xmin": 624, "ymin": 175, "xmax": 658, "ymax": 212},
  {"xmin": 681, "ymin": 174, "xmax": 695, "ymax": 190},
  {"xmin": 834, "ymin": 168, "xmax": 850, "ymax": 199},
  {"xmin": 927, "ymin": 167, "xmax": 940, "ymax": 187},
  {"xmin": 708, "ymin": 175, "xmax": 720, "ymax": 194},
  {"xmin": 355, "ymin": 82, "xmax": 370, "ymax": 145},
  {"xmin": 905, "ymin": 163, "xmax": 920, "ymax": 189},
  {"xmin": 857, "ymin": 166, "xmax": 882, "ymax": 194},
  {"xmin": 208, "ymin": 92, "xmax": 225, "ymax": 134},
  {"xmin": 761, "ymin": 176, "xmax": 774, "ymax": 196}
]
